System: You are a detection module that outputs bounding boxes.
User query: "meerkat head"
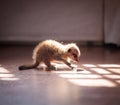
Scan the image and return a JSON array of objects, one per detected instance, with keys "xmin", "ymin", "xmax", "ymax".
[{"xmin": 66, "ymin": 43, "xmax": 81, "ymax": 62}]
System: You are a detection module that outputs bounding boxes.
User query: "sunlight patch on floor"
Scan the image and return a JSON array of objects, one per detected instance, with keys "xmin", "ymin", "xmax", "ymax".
[
  {"xmin": 53, "ymin": 69, "xmax": 91, "ymax": 74},
  {"xmin": 54, "ymin": 63, "xmax": 120, "ymax": 87},
  {"xmin": 59, "ymin": 74, "xmax": 101, "ymax": 79},
  {"xmin": 82, "ymin": 64, "xmax": 96, "ymax": 67},
  {"xmin": 98, "ymin": 64, "xmax": 120, "ymax": 68},
  {"xmin": 90, "ymin": 68, "xmax": 111, "ymax": 74},
  {"xmin": 104, "ymin": 75, "xmax": 120, "ymax": 79},
  {"xmin": 0, "ymin": 66, "xmax": 19, "ymax": 81},
  {"xmin": 68, "ymin": 79, "xmax": 117, "ymax": 87},
  {"xmin": 108, "ymin": 68, "xmax": 120, "ymax": 74}
]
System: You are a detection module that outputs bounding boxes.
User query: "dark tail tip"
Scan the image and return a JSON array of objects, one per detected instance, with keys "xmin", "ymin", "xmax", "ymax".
[{"xmin": 18, "ymin": 66, "xmax": 27, "ymax": 71}]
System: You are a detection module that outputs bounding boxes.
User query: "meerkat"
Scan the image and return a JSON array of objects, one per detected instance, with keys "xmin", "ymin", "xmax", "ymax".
[{"xmin": 19, "ymin": 39, "xmax": 81, "ymax": 71}]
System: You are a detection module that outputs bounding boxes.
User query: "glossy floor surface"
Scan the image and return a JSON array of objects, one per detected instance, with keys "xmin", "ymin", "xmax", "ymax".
[{"xmin": 0, "ymin": 46, "xmax": 120, "ymax": 105}]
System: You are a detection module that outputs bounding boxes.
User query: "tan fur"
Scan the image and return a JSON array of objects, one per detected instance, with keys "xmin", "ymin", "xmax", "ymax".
[{"xmin": 19, "ymin": 39, "xmax": 81, "ymax": 71}]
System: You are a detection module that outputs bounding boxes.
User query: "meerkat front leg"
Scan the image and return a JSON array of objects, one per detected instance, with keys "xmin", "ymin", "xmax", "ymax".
[
  {"xmin": 56, "ymin": 57, "xmax": 74, "ymax": 69},
  {"xmin": 54, "ymin": 54, "xmax": 75, "ymax": 70},
  {"xmin": 62, "ymin": 60, "xmax": 75, "ymax": 69}
]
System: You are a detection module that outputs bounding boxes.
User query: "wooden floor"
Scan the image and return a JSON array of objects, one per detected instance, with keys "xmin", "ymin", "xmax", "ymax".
[{"xmin": 0, "ymin": 45, "xmax": 120, "ymax": 105}]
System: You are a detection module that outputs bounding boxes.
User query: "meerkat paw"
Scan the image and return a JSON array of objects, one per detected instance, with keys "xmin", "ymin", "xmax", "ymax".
[
  {"xmin": 71, "ymin": 64, "xmax": 77, "ymax": 68},
  {"xmin": 46, "ymin": 65, "xmax": 57, "ymax": 71}
]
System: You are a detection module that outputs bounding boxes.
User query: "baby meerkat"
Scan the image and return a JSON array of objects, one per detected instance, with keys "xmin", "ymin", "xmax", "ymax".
[{"xmin": 19, "ymin": 39, "xmax": 81, "ymax": 71}]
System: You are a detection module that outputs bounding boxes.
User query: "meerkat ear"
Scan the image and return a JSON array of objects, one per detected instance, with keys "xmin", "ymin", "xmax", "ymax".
[{"xmin": 68, "ymin": 48, "xmax": 72, "ymax": 53}]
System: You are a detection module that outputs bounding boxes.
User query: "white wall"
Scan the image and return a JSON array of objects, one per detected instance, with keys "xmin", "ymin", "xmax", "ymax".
[{"xmin": 0, "ymin": 0, "xmax": 103, "ymax": 42}]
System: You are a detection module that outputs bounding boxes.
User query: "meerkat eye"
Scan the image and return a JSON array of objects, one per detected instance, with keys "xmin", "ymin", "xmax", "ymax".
[
  {"xmin": 68, "ymin": 48, "xmax": 72, "ymax": 53},
  {"xmin": 73, "ymin": 53, "xmax": 77, "ymax": 58}
]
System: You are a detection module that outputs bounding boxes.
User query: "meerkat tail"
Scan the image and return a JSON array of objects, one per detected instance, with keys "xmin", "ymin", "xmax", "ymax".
[
  {"xmin": 18, "ymin": 64, "xmax": 35, "ymax": 70},
  {"xmin": 18, "ymin": 61, "xmax": 39, "ymax": 70}
]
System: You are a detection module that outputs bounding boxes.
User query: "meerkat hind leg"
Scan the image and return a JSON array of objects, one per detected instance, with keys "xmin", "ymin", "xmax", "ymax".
[{"xmin": 44, "ymin": 60, "xmax": 56, "ymax": 71}]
